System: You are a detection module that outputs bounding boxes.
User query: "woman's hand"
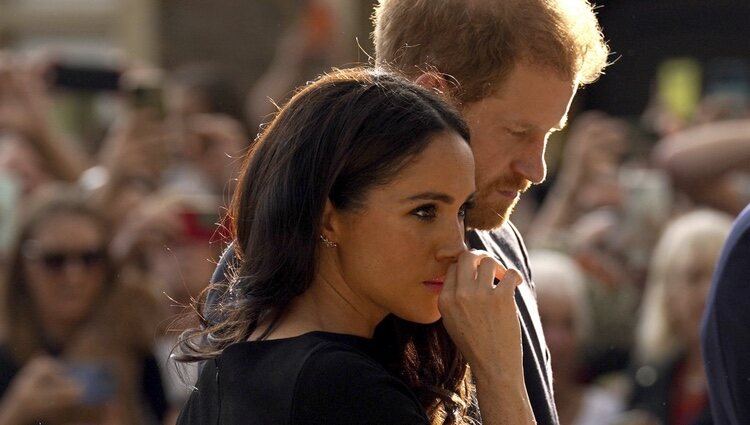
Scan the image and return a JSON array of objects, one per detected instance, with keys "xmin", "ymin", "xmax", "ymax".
[{"xmin": 438, "ymin": 250, "xmax": 535, "ymax": 425}]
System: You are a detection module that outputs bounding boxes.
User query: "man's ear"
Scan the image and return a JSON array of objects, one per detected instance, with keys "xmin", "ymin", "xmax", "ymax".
[{"xmin": 415, "ymin": 72, "xmax": 451, "ymax": 94}]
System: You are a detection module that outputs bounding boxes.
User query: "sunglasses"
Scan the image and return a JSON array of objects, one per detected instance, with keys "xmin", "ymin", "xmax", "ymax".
[{"xmin": 23, "ymin": 243, "xmax": 106, "ymax": 272}]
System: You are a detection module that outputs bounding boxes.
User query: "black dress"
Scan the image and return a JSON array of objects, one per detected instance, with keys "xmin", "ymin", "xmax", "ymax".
[
  {"xmin": 206, "ymin": 221, "xmax": 560, "ymax": 425},
  {"xmin": 176, "ymin": 331, "xmax": 429, "ymax": 425}
]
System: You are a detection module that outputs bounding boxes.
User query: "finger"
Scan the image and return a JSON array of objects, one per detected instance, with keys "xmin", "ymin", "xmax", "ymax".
[
  {"xmin": 496, "ymin": 268, "xmax": 523, "ymax": 296},
  {"xmin": 493, "ymin": 262, "xmax": 509, "ymax": 281},
  {"xmin": 455, "ymin": 250, "xmax": 491, "ymax": 287},
  {"xmin": 475, "ymin": 256, "xmax": 501, "ymax": 289},
  {"xmin": 440, "ymin": 262, "xmax": 459, "ymax": 300}
]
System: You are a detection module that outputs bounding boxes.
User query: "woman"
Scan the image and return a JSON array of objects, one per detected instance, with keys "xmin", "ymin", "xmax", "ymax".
[
  {"xmin": 627, "ymin": 209, "xmax": 733, "ymax": 425},
  {"xmin": 529, "ymin": 249, "xmax": 624, "ymax": 425},
  {"xmin": 176, "ymin": 68, "xmax": 534, "ymax": 424},
  {"xmin": 0, "ymin": 186, "xmax": 168, "ymax": 425}
]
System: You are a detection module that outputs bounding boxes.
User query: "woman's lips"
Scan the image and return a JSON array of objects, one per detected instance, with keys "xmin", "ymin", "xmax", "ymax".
[{"xmin": 423, "ymin": 277, "xmax": 445, "ymax": 293}]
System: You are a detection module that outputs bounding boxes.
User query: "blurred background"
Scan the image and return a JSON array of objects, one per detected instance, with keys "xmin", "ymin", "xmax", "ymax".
[{"xmin": 0, "ymin": 1, "xmax": 748, "ymax": 424}]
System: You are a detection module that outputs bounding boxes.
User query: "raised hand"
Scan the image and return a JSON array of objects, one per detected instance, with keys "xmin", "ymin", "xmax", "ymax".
[{"xmin": 438, "ymin": 250, "xmax": 535, "ymax": 424}]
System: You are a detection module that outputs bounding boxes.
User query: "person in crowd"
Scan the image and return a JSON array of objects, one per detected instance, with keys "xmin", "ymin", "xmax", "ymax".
[
  {"xmin": 529, "ymin": 249, "xmax": 625, "ymax": 425},
  {"xmin": 245, "ymin": 0, "xmax": 347, "ymax": 130},
  {"xmin": 110, "ymin": 188, "xmax": 226, "ymax": 419},
  {"xmin": 165, "ymin": 62, "xmax": 245, "ymax": 127},
  {"xmin": 527, "ymin": 111, "xmax": 629, "ymax": 246},
  {"xmin": 701, "ymin": 203, "xmax": 750, "ymax": 425},
  {"xmin": 654, "ymin": 118, "xmax": 750, "ymax": 216},
  {"xmin": 177, "ymin": 68, "xmax": 533, "ymax": 424},
  {"xmin": 0, "ymin": 52, "xmax": 89, "ymax": 184},
  {"xmin": 0, "ymin": 130, "xmax": 54, "ymax": 199},
  {"xmin": 0, "ymin": 186, "xmax": 169, "ymax": 425},
  {"xmin": 206, "ymin": 2, "xmax": 610, "ymax": 423},
  {"xmin": 626, "ymin": 209, "xmax": 733, "ymax": 425}
]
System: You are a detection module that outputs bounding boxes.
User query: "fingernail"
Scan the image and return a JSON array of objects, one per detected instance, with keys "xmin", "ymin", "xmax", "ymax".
[
  {"xmin": 494, "ymin": 268, "xmax": 506, "ymax": 281},
  {"xmin": 506, "ymin": 269, "xmax": 522, "ymax": 286}
]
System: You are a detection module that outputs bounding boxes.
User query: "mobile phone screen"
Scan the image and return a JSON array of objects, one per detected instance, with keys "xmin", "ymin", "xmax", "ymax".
[
  {"xmin": 66, "ymin": 362, "xmax": 117, "ymax": 405},
  {"xmin": 0, "ymin": 172, "xmax": 20, "ymax": 253},
  {"xmin": 51, "ymin": 63, "xmax": 122, "ymax": 92}
]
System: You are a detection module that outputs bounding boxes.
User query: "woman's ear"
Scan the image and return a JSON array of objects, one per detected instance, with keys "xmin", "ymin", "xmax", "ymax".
[{"xmin": 320, "ymin": 198, "xmax": 339, "ymax": 243}]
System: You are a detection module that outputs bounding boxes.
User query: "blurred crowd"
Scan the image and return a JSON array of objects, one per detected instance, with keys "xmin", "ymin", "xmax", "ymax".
[{"xmin": 0, "ymin": 3, "xmax": 748, "ymax": 425}]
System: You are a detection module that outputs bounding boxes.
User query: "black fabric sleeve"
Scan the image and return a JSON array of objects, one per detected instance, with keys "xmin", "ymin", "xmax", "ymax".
[
  {"xmin": 701, "ymin": 204, "xmax": 750, "ymax": 425},
  {"xmin": 141, "ymin": 353, "xmax": 169, "ymax": 422},
  {"xmin": 291, "ymin": 346, "xmax": 429, "ymax": 425}
]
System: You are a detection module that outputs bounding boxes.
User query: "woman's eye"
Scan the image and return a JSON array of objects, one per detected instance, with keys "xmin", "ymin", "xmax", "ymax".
[{"xmin": 411, "ymin": 204, "xmax": 437, "ymax": 221}]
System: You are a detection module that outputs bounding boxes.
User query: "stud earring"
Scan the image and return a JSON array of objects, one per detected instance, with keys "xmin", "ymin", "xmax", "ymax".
[{"xmin": 320, "ymin": 234, "xmax": 337, "ymax": 248}]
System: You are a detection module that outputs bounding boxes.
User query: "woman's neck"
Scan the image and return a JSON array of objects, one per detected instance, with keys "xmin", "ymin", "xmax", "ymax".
[{"xmin": 251, "ymin": 272, "xmax": 386, "ymax": 341}]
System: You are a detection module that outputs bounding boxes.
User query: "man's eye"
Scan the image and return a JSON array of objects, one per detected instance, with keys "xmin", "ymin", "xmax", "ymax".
[
  {"xmin": 411, "ymin": 204, "xmax": 437, "ymax": 221},
  {"xmin": 458, "ymin": 200, "xmax": 475, "ymax": 219}
]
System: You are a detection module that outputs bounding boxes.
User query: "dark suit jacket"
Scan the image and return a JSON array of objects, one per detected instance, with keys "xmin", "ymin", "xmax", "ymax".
[{"xmin": 701, "ymin": 203, "xmax": 750, "ymax": 425}]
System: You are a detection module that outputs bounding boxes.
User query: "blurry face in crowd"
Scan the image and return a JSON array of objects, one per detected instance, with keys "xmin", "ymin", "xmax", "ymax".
[
  {"xmin": 460, "ymin": 63, "xmax": 577, "ymax": 229},
  {"xmin": 538, "ymin": 290, "xmax": 579, "ymax": 379},
  {"xmin": 669, "ymin": 253, "xmax": 716, "ymax": 349},
  {"xmin": 328, "ymin": 131, "xmax": 474, "ymax": 325},
  {"xmin": 23, "ymin": 213, "xmax": 107, "ymax": 329}
]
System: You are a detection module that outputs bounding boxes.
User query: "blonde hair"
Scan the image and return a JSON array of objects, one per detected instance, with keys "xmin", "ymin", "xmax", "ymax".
[
  {"xmin": 634, "ymin": 209, "xmax": 733, "ymax": 364},
  {"xmin": 372, "ymin": 0, "xmax": 610, "ymax": 102},
  {"xmin": 529, "ymin": 249, "xmax": 591, "ymax": 344}
]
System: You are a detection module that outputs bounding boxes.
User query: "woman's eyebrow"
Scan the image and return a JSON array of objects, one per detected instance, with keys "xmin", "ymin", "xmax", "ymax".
[{"xmin": 401, "ymin": 192, "xmax": 455, "ymax": 203}]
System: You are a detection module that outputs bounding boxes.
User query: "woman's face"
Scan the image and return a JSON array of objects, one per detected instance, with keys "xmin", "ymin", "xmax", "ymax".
[
  {"xmin": 22, "ymin": 213, "xmax": 107, "ymax": 328},
  {"xmin": 670, "ymin": 253, "xmax": 715, "ymax": 348},
  {"xmin": 330, "ymin": 131, "xmax": 475, "ymax": 325},
  {"xmin": 537, "ymin": 291, "xmax": 579, "ymax": 379}
]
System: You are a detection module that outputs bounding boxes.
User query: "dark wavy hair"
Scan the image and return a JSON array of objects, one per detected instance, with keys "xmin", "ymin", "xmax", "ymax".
[{"xmin": 177, "ymin": 67, "xmax": 475, "ymax": 424}]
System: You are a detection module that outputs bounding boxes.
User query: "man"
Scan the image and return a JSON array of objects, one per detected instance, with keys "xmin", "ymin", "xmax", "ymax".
[
  {"xmin": 701, "ymin": 203, "xmax": 750, "ymax": 425},
  {"xmin": 208, "ymin": 1, "xmax": 608, "ymax": 423},
  {"xmin": 372, "ymin": 1, "xmax": 607, "ymax": 424}
]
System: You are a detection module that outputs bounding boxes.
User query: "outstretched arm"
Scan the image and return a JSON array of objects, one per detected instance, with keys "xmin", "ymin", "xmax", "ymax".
[{"xmin": 654, "ymin": 119, "xmax": 750, "ymax": 215}]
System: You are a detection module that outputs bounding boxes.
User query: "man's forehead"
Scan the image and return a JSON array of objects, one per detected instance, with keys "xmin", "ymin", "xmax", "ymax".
[{"xmin": 470, "ymin": 94, "xmax": 571, "ymax": 132}]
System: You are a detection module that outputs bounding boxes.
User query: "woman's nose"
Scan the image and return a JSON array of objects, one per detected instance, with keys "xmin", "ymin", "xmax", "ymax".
[{"xmin": 435, "ymin": 220, "xmax": 468, "ymax": 262}]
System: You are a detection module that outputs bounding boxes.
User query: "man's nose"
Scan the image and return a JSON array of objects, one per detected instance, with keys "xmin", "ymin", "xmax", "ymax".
[{"xmin": 511, "ymin": 135, "xmax": 547, "ymax": 184}]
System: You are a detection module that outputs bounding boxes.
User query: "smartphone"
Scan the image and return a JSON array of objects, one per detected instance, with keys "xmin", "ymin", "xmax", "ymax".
[
  {"xmin": 66, "ymin": 362, "xmax": 117, "ymax": 405},
  {"xmin": 50, "ymin": 62, "xmax": 122, "ymax": 92},
  {"xmin": 129, "ymin": 84, "xmax": 166, "ymax": 118},
  {"xmin": 618, "ymin": 167, "xmax": 672, "ymax": 270},
  {"xmin": 0, "ymin": 172, "xmax": 20, "ymax": 255}
]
